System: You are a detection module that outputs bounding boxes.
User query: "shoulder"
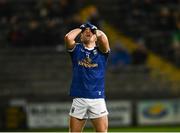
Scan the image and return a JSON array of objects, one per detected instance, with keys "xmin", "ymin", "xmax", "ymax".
[{"xmin": 67, "ymin": 43, "xmax": 82, "ymax": 52}]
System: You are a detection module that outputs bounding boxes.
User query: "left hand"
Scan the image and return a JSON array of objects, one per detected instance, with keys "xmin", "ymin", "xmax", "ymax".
[{"xmin": 85, "ymin": 22, "xmax": 98, "ymax": 34}]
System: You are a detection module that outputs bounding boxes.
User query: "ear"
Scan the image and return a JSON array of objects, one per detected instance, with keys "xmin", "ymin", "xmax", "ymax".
[{"xmin": 80, "ymin": 34, "xmax": 83, "ymax": 42}]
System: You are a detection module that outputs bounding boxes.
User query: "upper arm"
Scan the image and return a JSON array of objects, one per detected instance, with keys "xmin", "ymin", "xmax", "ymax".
[
  {"xmin": 96, "ymin": 30, "xmax": 110, "ymax": 53},
  {"xmin": 64, "ymin": 28, "xmax": 82, "ymax": 50},
  {"xmin": 64, "ymin": 34, "xmax": 76, "ymax": 50}
]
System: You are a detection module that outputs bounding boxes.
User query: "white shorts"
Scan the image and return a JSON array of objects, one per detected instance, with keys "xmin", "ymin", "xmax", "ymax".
[{"xmin": 69, "ymin": 98, "xmax": 108, "ymax": 119}]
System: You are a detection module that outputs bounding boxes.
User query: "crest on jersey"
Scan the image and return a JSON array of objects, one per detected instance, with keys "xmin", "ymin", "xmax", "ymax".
[
  {"xmin": 93, "ymin": 49, "xmax": 97, "ymax": 55},
  {"xmin": 81, "ymin": 48, "xmax": 85, "ymax": 52}
]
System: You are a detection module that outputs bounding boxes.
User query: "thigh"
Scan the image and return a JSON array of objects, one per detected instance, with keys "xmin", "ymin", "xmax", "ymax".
[
  {"xmin": 91, "ymin": 115, "xmax": 108, "ymax": 132},
  {"xmin": 69, "ymin": 116, "xmax": 86, "ymax": 132},
  {"xmin": 69, "ymin": 98, "xmax": 88, "ymax": 119},
  {"xmin": 88, "ymin": 99, "xmax": 108, "ymax": 119}
]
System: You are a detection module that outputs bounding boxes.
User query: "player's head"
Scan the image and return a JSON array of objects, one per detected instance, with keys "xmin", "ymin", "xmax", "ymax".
[
  {"xmin": 80, "ymin": 28, "xmax": 97, "ymax": 44},
  {"xmin": 80, "ymin": 22, "xmax": 97, "ymax": 44}
]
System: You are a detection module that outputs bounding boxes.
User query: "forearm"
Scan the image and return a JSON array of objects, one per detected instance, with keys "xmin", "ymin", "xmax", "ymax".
[
  {"xmin": 64, "ymin": 28, "xmax": 82, "ymax": 49},
  {"xmin": 96, "ymin": 30, "xmax": 110, "ymax": 53}
]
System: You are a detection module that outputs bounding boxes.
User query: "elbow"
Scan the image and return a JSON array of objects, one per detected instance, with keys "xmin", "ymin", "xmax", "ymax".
[
  {"xmin": 64, "ymin": 34, "xmax": 70, "ymax": 42},
  {"xmin": 64, "ymin": 33, "xmax": 74, "ymax": 42}
]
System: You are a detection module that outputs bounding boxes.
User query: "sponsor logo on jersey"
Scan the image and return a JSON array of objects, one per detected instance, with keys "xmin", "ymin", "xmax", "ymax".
[{"xmin": 78, "ymin": 57, "xmax": 98, "ymax": 68}]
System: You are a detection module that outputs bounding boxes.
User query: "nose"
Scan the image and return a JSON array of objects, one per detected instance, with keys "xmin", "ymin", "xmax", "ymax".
[{"xmin": 85, "ymin": 28, "xmax": 91, "ymax": 33}]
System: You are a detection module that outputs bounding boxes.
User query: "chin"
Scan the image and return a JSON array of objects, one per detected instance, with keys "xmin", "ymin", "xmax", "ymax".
[
  {"xmin": 82, "ymin": 39, "xmax": 90, "ymax": 43},
  {"xmin": 83, "ymin": 40, "xmax": 89, "ymax": 44}
]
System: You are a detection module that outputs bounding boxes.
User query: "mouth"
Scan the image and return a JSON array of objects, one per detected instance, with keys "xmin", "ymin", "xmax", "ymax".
[
  {"xmin": 86, "ymin": 34, "xmax": 91, "ymax": 37},
  {"xmin": 85, "ymin": 34, "xmax": 91, "ymax": 38}
]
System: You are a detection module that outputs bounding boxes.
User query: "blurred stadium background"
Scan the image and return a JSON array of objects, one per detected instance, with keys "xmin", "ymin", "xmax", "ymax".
[{"xmin": 0, "ymin": 0, "xmax": 180, "ymax": 132}]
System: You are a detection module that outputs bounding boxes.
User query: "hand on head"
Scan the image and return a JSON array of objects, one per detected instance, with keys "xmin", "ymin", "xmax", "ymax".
[{"xmin": 80, "ymin": 22, "xmax": 97, "ymax": 34}]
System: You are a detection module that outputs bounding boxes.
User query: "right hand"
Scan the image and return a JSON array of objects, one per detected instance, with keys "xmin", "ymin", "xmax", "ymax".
[
  {"xmin": 86, "ymin": 22, "xmax": 97, "ymax": 34},
  {"xmin": 80, "ymin": 24, "xmax": 86, "ymax": 32},
  {"xmin": 80, "ymin": 22, "xmax": 97, "ymax": 34}
]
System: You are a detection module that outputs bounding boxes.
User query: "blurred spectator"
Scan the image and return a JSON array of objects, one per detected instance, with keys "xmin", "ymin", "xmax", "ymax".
[
  {"xmin": 110, "ymin": 0, "xmax": 179, "ymax": 66},
  {"xmin": 58, "ymin": 0, "xmax": 72, "ymax": 20},
  {"xmin": 67, "ymin": 13, "xmax": 83, "ymax": 30},
  {"xmin": 154, "ymin": 7, "xmax": 176, "ymax": 32},
  {"xmin": 87, "ymin": 6, "xmax": 102, "ymax": 28},
  {"xmin": 142, "ymin": 0, "xmax": 154, "ymax": 14},
  {"xmin": 172, "ymin": 19, "xmax": 180, "ymax": 67},
  {"xmin": 8, "ymin": 24, "xmax": 25, "ymax": 46},
  {"xmin": 24, "ymin": 19, "xmax": 43, "ymax": 46},
  {"xmin": 0, "ymin": 0, "xmax": 12, "ymax": 19},
  {"xmin": 131, "ymin": 38, "xmax": 148, "ymax": 66},
  {"xmin": 43, "ymin": 19, "xmax": 59, "ymax": 46},
  {"xmin": 109, "ymin": 42, "xmax": 132, "ymax": 70},
  {"xmin": 0, "ymin": 0, "xmax": 89, "ymax": 48}
]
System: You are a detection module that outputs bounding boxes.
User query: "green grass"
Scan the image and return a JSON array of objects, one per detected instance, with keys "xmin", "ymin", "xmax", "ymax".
[
  {"xmin": 89, "ymin": 126, "xmax": 180, "ymax": 132},
  {"xmin": 108, "ymin": 126, "xmax": 180, "ymax": 132},
  {"xmin": 6, "ymin": 126, "xmax": 180, "ymax": 132}
]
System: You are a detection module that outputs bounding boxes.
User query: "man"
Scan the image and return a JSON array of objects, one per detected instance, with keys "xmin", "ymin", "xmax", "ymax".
[{"xmin": 64, "ymin": 22, "xmax": 110, "ymax": 132}]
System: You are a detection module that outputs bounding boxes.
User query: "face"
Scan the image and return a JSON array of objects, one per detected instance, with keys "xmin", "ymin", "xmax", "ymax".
[{"xmin": 81, "ymin": 28, "xmax": 96, "ymax": 44}]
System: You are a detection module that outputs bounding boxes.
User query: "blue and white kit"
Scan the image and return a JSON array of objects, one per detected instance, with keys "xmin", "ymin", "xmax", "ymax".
[
  {"xmin": 68, "ymin": 43, "xmax": 109, "ymax": 119},
  {"xmin": 68, "ymin": 43, "xmax": 109, "ymax": 99}
]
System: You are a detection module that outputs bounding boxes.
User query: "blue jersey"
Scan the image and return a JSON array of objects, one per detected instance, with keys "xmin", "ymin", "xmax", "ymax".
[{"xmin": 68, "ymin": 43, "xmax": 109, "ymax": 99}]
